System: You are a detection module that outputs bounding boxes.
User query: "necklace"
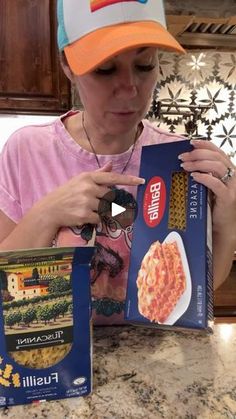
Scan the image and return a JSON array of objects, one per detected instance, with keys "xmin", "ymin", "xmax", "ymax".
[{"xmin": 81, "ymin": 112, "xmax": 141, "ymax": 174}]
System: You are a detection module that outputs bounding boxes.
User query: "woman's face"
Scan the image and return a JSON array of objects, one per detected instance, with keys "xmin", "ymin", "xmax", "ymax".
[{"xmin": 71, "ymin": 47, "xmax": 159, "ymax": 134}]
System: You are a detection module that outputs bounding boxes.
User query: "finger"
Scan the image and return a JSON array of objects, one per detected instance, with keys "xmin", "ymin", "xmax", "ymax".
[
  {"xmin": 88, "ymin": 197, "xmax": 100, "ymax": 211},
  {"xmin": 92, "ymin": 171, "xmax": 145, "ymax": 186},
  {"xmin": 190, "ymin": 171, "xmax": 227, "ymax": 196},
  {"xmin": 95, "ymin": 185, "xmax": 111, "ymax": 198},
  {"xmin": 179, "ymin": 140, "xmax": 232, "ymax": 166},
  {"xmin": 77, "ymin": 203, "xmax": 101, "ymax": 224},
  {"xmin": 180, "ymin": 159, "xmax": 230, "ymax": 179},
  {"xmin": 190, "ymin": 139, "xmax": 230, "ymax": 157},
  {"xmin": 70, "ymin": 211, "xmax": 100, "ymax": 226},
  {"xmin": 75, "ymin": 197, "xmax": 99, "ymax": 220},
  {"xmin": 179, "ymin": 148, "xmax": 229, "ymax": 166},
  {"xmin": 85, "ymin": 211, "xmax": 101, "ymax": 225},
  {"xmin": 95, "ymin": 162, "xmax": 113, "ymax": 173}
]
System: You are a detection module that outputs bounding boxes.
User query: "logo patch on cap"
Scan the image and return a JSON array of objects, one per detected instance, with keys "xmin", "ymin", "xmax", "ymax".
[{"xmin": 91, "ymin": 0, "xmax": 148, "ymax": 13}]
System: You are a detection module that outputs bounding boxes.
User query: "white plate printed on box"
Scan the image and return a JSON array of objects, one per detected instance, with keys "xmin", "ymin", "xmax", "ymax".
[{"xmin": 160, "ymin": 231, "xmax": 192, "ymax": 326}]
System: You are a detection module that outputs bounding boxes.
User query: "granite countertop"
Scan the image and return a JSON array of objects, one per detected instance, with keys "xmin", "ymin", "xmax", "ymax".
[{"xmin": 1, "ymin": 323, "xmax": 236, "ymax": 419}]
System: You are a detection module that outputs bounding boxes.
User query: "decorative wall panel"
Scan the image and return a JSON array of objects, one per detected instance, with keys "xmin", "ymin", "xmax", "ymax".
[{"xmin": 149, "ymin": 51, "xmax": 236, "ymax": 163}]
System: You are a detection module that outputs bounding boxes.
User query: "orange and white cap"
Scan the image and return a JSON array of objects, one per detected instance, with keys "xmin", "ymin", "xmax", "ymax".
[{"xmin": 57, "ymin": 0, "xmax": 185, "ymax": 75}]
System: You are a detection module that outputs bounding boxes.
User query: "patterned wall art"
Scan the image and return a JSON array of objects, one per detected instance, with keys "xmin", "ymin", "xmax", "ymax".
[{"xmin": 148, "ymin": 51, "xmax": 236, "ymax": 164}]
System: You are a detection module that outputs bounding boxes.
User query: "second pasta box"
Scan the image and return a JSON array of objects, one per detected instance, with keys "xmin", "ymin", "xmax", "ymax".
[
  {"xmin": 125, "ymin": 140, "xmax": 214, "ymax": 331},
  {"xmin": 0, "ymin": 246, "xmax": 95, "ymax": 407}
]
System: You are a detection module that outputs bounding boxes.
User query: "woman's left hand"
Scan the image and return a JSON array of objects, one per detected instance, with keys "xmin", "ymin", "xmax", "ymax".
[{"xmin": 179, "ymin": 139, "xmax": 236, "ymax": 234}]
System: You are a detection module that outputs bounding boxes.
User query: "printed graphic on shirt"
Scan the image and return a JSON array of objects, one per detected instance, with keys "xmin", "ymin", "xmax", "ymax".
[
  {"xmin": 90, "ymin": 0, "xmax": 148, "ymax": 13},
  {"xmin": 55, "ymin": 187, "xmax": 135, "ymax": 323}
]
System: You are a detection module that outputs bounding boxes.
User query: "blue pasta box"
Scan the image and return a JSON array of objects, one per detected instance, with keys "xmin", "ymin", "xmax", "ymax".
[
  {"xmin": 125, "ymin": 140, "xmax": 214, "ymax": 331},
  {"xmin": 0, "ymin": 246, "xmax": 95, "ymax": 407}
]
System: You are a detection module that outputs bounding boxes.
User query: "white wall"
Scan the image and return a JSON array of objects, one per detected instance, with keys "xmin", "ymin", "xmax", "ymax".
[{"xmin": 0, "ymin": 114, "xmax": 57, "ymax": 151}]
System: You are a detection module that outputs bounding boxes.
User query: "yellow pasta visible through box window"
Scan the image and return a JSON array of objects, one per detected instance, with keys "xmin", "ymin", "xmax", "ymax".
[
  {"xmin": 9, "ymin": 343, "xmax": 72, "ymax": 369},
  {"xmin": 168, "ymin": 172, "xmax": 188, "ymax": 231}
]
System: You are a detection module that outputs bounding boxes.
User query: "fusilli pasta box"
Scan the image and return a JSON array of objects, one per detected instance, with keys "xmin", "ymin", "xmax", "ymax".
[
  {"xmin": 0, "ymin": 246, "xmax": 94, "ymax": 407},
  {"xmin": 125, "ymin": 140, "xmax": 214, "ymax": 331}
]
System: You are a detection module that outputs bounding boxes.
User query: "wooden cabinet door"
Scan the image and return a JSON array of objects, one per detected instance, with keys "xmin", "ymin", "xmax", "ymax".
[{"xmin": 0, "ymin": 0, "xmax": 71, "ymax": 114}]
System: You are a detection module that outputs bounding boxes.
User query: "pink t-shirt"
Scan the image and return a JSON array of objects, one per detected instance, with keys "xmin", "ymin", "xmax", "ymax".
[{"xmin": 0, "ymin": 111, "xmax": 183, "ymax": 324}]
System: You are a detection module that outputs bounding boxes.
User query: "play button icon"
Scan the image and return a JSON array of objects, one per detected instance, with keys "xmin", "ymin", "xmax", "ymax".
[
  {"xmin": 111, "ymin": 202, "xmax": 126, "ymax": 217},
  {"xmin": 98, "ymin": 187, "xmax": 138, "ymax": 228}
]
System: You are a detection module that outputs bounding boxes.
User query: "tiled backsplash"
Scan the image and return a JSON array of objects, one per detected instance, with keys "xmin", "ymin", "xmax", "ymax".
[{"xmin": 149, "ymin": 50, "xmax": 236, "ymax": 163}]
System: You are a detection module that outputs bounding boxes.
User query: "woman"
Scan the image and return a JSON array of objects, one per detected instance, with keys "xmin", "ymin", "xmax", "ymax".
[{"xmin": 0, "ymin": 0, "xmax": 235, "ymax": 323}]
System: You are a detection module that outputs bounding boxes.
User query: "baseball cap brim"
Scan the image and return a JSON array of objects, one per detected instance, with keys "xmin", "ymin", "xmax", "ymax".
[{"xmin": 64, "ymin": 21, "xmax": 185, "ymax": 76}]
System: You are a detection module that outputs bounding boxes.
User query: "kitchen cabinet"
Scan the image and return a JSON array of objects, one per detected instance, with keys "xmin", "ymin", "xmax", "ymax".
[{"xmin": 0, "ymin": 0, "xmax": 71, "ymax": 114}]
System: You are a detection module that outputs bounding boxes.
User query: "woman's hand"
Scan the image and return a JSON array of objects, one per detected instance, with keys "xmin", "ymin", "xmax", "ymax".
[
  {"xmin": 0, "ymin": 162, "xmax": 145, "ymax": 251},
  {"xmin": 178, "ymin": 139, "xmax": 236, "ymax": 234},
  {"xmin": 179, "ymin": 139, "xmax": 236, "ymax": 288},
  {"xmin": 38, "ymin": 162, "xmax": 144, "ymax": 229}
]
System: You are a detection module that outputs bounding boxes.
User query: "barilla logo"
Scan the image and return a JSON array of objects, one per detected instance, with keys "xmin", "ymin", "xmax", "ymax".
[
  {"xmin": 91, "ymin": 0, "xmax": 148, "ymax": 12},
  {"xmin": 143, "ymin": 177, "xmax": 166, "ymax": 227}
]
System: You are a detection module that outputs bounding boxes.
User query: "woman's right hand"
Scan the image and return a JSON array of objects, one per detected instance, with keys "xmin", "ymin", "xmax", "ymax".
[{"xmin": 38, "ymin": 162, "xmax": 145, "ymax": 229}]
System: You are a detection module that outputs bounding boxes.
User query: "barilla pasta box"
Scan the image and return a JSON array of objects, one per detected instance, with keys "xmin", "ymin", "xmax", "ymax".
[
  {"xmin": 0, "ymin": 246, "xmax": 95, "ymax": 407},
  {"xmin": 125, "ymin": 140, "xmax": 213, "ymax": 331}
]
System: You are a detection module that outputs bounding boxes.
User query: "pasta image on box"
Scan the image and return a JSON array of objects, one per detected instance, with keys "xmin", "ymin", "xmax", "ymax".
[
  {"xmin": 125, "ymin": 140, "xmax": 213, "ymax": 331},
  {"xmin": 0, "ymin": 246, "xmax": 94, "ymax": 407}
]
